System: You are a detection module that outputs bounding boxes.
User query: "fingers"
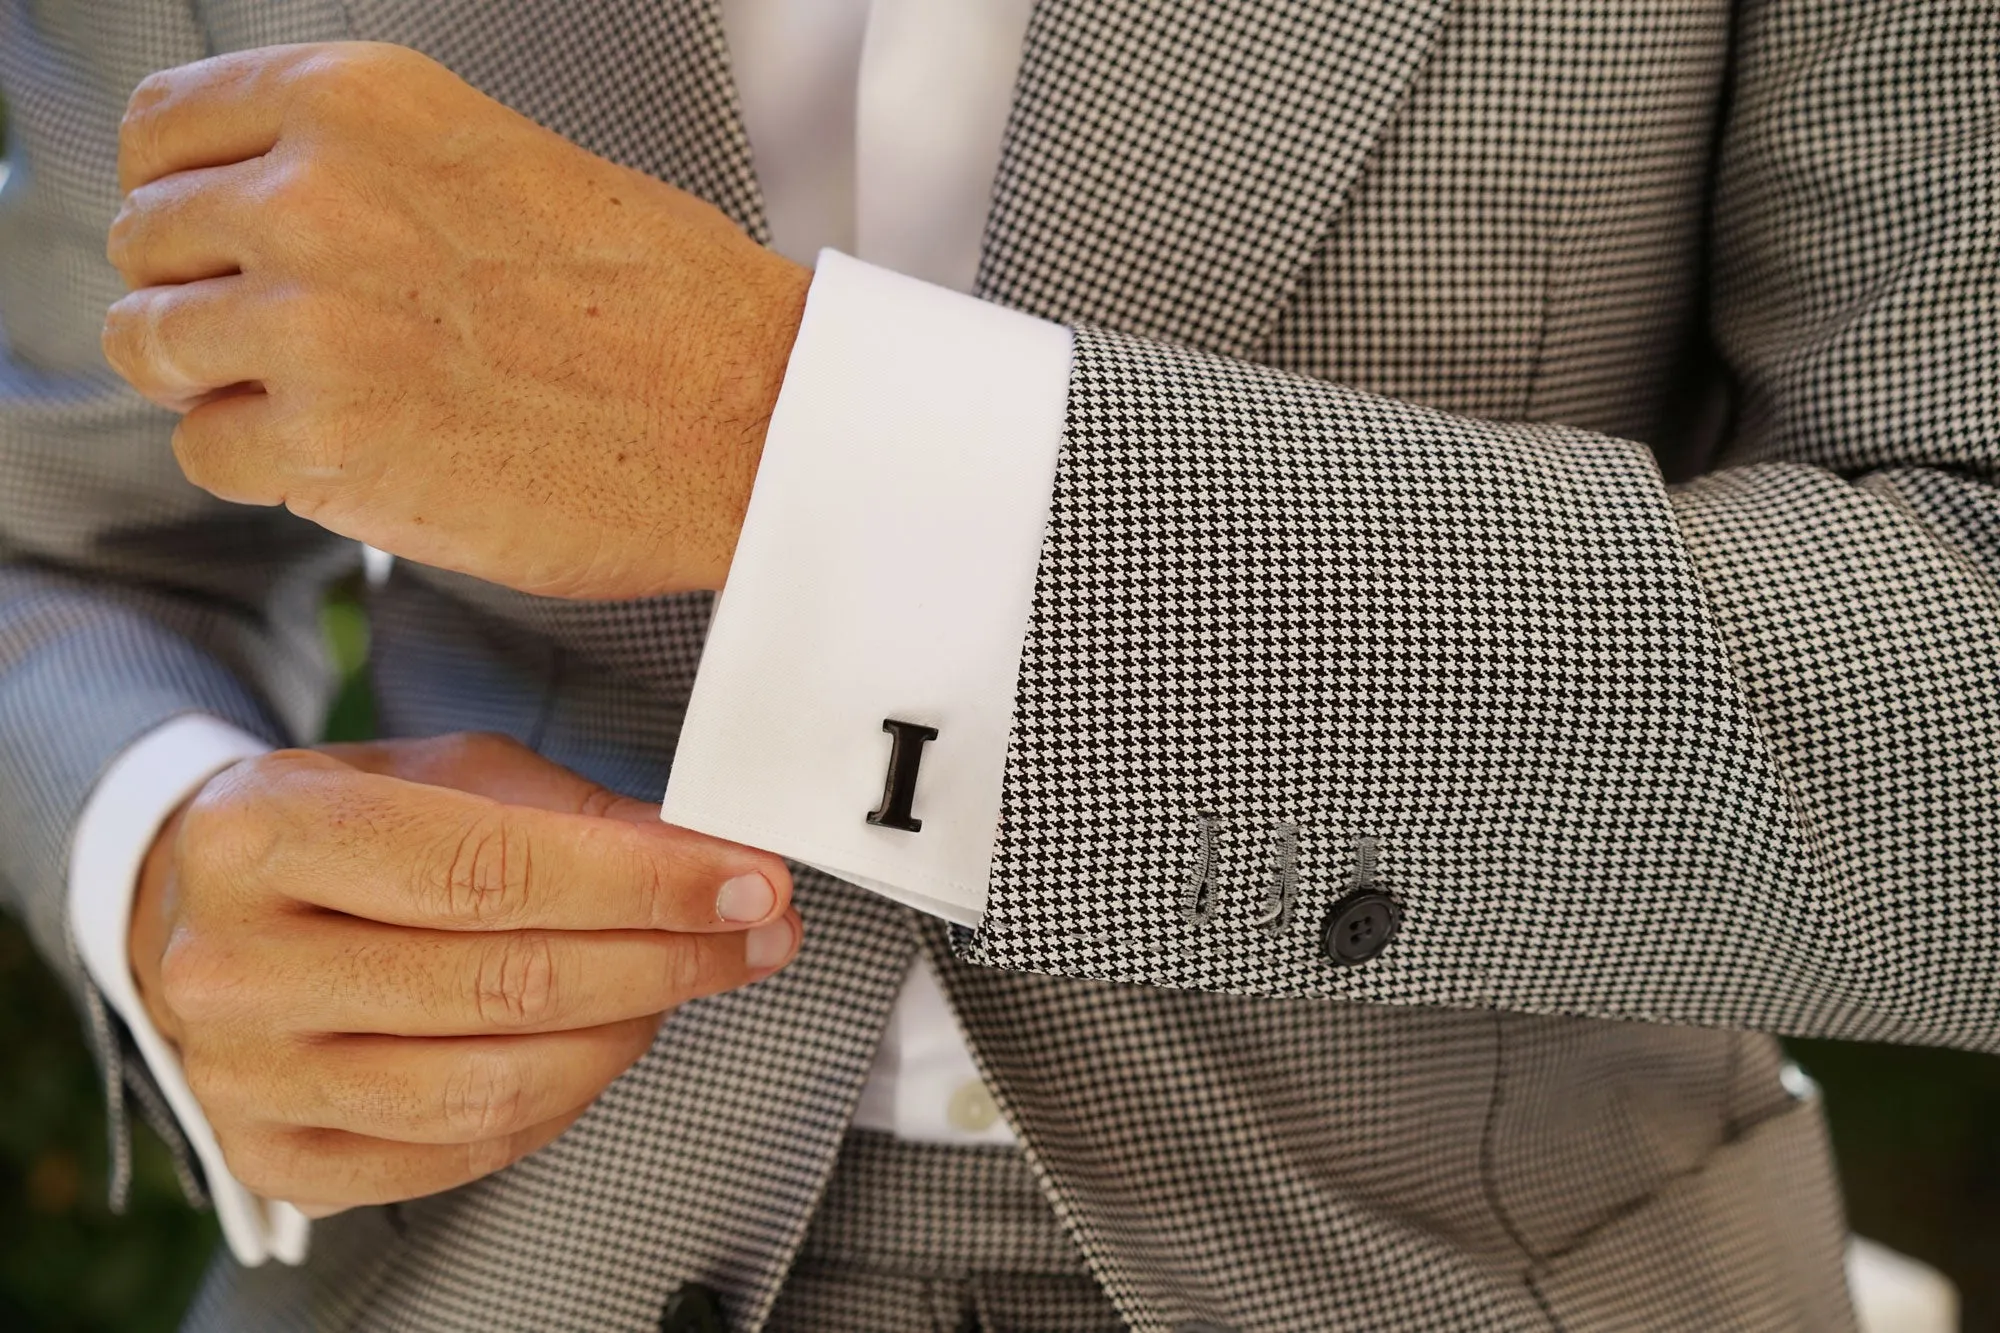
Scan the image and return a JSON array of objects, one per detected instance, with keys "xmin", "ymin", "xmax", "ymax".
[
  {"xmin": 102, "ymin": 276, "xmax": 266, "ymax": 413},
  {"xmin": 237, "ymin": 1018, "xmax": 659, "ymax": 1145},
  {"xmin": 170, "ymin": 387, "xmax": 285, "ymax": 503},
  {"xmin": 118, "ymin": 46, "xmax": 321, "ymax": 194},
  {"xmin": 230, "ymin": 1109, "xmax": 586, "ymax": 1213},
  {"xmin": 159, "ymin": 734, "xmax": 806, "ymax": 1215},
  {"xmin": 107, "ymin": 159, "xmax": 267, "ymax": 287},
  {"xmin": 276, "ymin": 914, "xmax": 801, "ymax": 1037},
  {"xmin": 187, "ymin": 749, "xmax": 795, "ymax": 933}
]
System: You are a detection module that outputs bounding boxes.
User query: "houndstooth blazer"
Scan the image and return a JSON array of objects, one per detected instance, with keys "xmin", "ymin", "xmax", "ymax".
[{"xmin": 3, "ymin": 0, "xmax": 1994, "ymax": 1327}]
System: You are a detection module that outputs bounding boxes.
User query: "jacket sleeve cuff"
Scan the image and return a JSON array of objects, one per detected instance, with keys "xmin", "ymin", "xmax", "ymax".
[
  {"xmin": 67, "ymin": 714, "xmax": 311, "ymax": 1267},
  {"xmin": 662, "ymin": 250, "xmax": 1072, "ymax": 925}
]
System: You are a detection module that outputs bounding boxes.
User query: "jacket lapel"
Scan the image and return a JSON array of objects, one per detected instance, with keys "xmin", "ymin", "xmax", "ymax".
[{"xmin": 978, "ymin": 0, "xmax": 1454, "ymax": 358}]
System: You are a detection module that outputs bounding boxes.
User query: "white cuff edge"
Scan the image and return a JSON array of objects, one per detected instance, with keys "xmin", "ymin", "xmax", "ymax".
[{"xmin": 67, "ymin": 715, "xmax": 311, "ymax": 1266}]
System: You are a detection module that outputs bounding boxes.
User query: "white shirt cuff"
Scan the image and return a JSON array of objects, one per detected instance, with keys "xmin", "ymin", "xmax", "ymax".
[
  {"xmin": 67, "ymin": 715, "xmax": 311, "ymax": 1267},
  {"xmin": 663, "ymin": 249, "xmax": 1072, "ymax": 924}
]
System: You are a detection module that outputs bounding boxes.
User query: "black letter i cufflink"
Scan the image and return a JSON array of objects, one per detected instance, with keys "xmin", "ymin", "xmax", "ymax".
[{"xmin": 866, "ymin": 719, "xmax": 938, "ymax": 832}]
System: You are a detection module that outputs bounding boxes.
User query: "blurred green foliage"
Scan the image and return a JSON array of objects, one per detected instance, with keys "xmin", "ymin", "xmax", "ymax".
[
  {"xmin": 1794, "ymin": 1038, "xmax": 2000, "ymax": 1326},
  {"xmin": 0, "ymin": 922, "xmax": 217, "ymax": 1333}
]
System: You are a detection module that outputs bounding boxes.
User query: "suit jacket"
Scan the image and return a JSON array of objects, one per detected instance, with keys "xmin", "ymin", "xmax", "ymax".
[{"xmin": 3, "ymin": 0, "xmax": 1993, "ymax": 1327}]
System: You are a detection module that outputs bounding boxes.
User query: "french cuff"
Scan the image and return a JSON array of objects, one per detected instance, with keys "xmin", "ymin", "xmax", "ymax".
[
  {"xmin": 663, "ymin": 249, "xmax": 1072, "ymax": 926},
  {"xmin": 67, "ymin": 715, "xmax": 311, "ymax": 1267}
]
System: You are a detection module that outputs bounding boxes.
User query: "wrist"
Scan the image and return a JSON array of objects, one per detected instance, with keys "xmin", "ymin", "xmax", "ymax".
[{"xmin": 689, "ymin": 248, "xmax": 811, "ymax": 593}]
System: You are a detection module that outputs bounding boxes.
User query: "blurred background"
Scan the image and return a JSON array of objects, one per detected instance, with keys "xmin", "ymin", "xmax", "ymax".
[{"xmin": 3, "ymin": 106, "xmax": 1998, "ymax": 1333}]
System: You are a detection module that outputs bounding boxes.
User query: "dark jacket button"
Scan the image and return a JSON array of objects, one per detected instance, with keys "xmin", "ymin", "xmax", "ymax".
[
  {"xmin": 1320, "ymin": 891, "xmax": 1400, "ymax": 965},
  {"xmin": 659, "ymin": 1281, "xmax": 727, "ymax": 1333}
]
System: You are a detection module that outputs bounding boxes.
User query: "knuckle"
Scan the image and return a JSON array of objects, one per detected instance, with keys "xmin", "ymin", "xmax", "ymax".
[
  {"xmin": 180, "ymin": 1051, "xmax": 231, "ymax": 1111},
  {"xmin": 172, "ymin": 790, "xmax": 230, "ymax": 874},
  {"xmin": 572, "ymin": 785, "xmax": 624, "ymax": 821},
  {"xmin": 618, "ymin": 835, "xmax": 674, "ymax": 932},
  {"xmin": 179, "ymin": 760, "xmax": 287, "ymax": 884},
  {"xmin": 104, "ymin": 176, "xmax": 183, "ymax": 275},
  {"xmin": 156, "ymin": 932, "xmax": 238, "ymax": 1025},
  {"xmin": 287, "ymin": 45, "xmax": 400, "ymax": 117},
  {"xmin": 146, "ymin": 285, "xmax": 197, "ymax": 345},
  {"xmin": 259, "ymin": 162, "xmax": 353, "ymax": 268},
  {"xmin": 104, "ymin": 204, "xmax": 141, "ymax": 272},
  {"xmin": 257, "ymin": 747, "xmax": 345, "ymax": 807},
  {"xmin": 263, "ymin": 155, "xmax": 331, "ymax": 216},
  {"xmin": 460, "ymin": 1131, "xmax": 519, "ymax": 1183},
  {"xmin": 230, "ymin": 1128, "xmax": 324, "ymax": 1200},
  {"xmin": 168, "ymin": 416, "xmax": 215, "ymax": 489},
  {"xmin": 104, "ymin": 291, "xmax": 194, "ymax": 397},
  {"xmin": 287, "ymin": 51, "xmax": 356, "ymax": 106},
  {"xmin": 662, "ymin": 939, "xmax": 721, "ymax": 1002},
  {"xmin": 98, "ymin": 300, "xmax": 143, "ymax": 379},
  {"xmin": 424, "ymin": 810, "xmax": 532, "ymax": 927},
  {"xmin": 181, "ymin": 1049, "xmax": 259, "ymax": 1124},
  {"xmin": 125, "ymin": 70, "xmax": 175, "ymax": 118},
  {"xmin": 221, "ymin": 1127, "xmax": 305, "ymax": 1199},
  {"xmin": 472, "ymin": 934, "xmax": 563, "ymax": 1030},
  {"xmin": 120, "ymin": 73, "xmax": 174, "ymax": 150},
  {"xmin": 440, "ymin": 1050, "xmax": 528, "ymax": 1141}
]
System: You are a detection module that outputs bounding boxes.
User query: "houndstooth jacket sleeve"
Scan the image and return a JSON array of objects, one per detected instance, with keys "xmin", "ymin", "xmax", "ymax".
[
  {"xmin": 962, "ymin": 0, "xmax": 2000, "ymax": 1054},
  {"xmin": 0, "ymin": 0, "xmax": 353, "ymax": 1192}
]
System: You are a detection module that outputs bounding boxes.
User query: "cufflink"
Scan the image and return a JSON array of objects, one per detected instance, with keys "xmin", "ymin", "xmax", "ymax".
[{"xmin": 866, "ymin": 719, "xmax": 938, "ymax": 832}]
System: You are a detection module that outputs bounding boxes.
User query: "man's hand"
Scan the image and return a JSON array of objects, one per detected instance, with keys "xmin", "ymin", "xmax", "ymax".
[
  {"xmin": 102, "ymin": 42, "xmax": 811, "ymax": 599},
  {"xmin": 128, "ymin": 733, "xmax": 800, "ymax": 1216}
]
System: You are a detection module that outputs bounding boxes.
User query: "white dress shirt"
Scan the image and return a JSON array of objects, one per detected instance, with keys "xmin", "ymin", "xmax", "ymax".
[{"xmin": 67, "ymin": 0, "xmax": 1068, "ymax": 1266}]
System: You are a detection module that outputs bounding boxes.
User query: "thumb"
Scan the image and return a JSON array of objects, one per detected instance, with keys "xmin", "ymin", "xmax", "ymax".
[
  {"xmin": 319, "ymin": 732, "xmax": 653, "ymax": 820},
  {"xmin": 322, "ymin": 734, "xmax": 779, "ymax": 870}
]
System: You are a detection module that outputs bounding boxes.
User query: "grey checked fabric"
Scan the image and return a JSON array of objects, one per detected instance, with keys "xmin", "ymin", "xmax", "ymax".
[
  {"xmin": 2, "ymin": 0, "xmax": 1991, "ymax": 1327},
  {"xmin": 763, "ymin": 1131, "xmax": 1125, "ymax": 1333},
  {"xmin": 967, "ymin": 0, "xmax": 2000, "ymax": 1050}
]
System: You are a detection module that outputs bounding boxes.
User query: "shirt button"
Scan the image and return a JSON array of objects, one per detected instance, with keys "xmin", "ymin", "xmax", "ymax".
[{"xmin": 946, "ymin": 1078, "xmax": 1002, "ymax": 1134}]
